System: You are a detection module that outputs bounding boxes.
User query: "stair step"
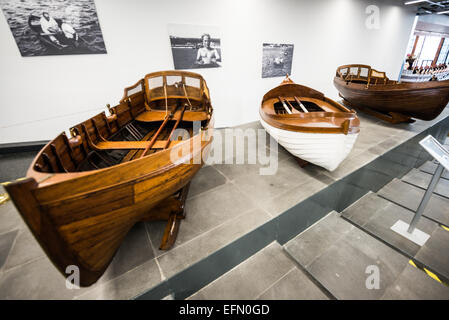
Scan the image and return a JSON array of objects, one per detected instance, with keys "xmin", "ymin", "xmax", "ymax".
[
  {"xmin": 284, "ymin": 210, "xmax": 449, "ymax": 299},
  {"xmin": 381, "ymin": 264, "xmax": 449, "ymax": 300},
  {"xmin": 402, "ymin": 168, "xmax": 449, "ymax": 199},
  {"xmin": 378, "ymin": 178, "xmax": 449, "ymax": 227},
  {"xmin": 419, "ymin": 161, "xmax": 449, "ymax": 180},
  {"xmin": 342, "ymin": 190, "xmax": 449, "ymax": 285},
  {"xmin": 187, "ymin": 241, "xmax": 327, "ymax": 300},
  {"xmin": 341, "ymin": 192, "xmax": 435, "ymax": 257}
]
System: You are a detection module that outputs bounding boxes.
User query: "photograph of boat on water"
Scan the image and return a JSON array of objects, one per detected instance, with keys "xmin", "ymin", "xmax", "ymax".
[
  {"xmin": 262, "ymin": 43, "xmax": 294, "ymax": 78},
  {"xmin": 168, "ymin": 23, "xmax": 222, "ymax": 70},
  {"xmin": 0, "ymin": 0, "xmax": 107, "ymax": 56}
]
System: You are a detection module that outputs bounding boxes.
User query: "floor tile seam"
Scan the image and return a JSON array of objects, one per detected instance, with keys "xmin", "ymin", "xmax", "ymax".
[
  {"xmin": 227, "ymin": 168, "xmax": 327, "ymax": 217},
  {"xmin": 331, "ymin": 217, "xmax": 414, "ymax": 284},
  {"xmin": 0, "ymin": 229, "xmax": 23, "ymax": 273},
  {"xmin": 186, "ymin": 241, "xmax": 280, "ymax": 298},
  {"xmin": 0, "ymin": 227, "xmax": 21, "ymax": 239},
  {"xmin": 226, "ymin": 180, "xmax": 279, "ymax": 218},
  {"xmin": 284, "ymin": 211, "xmax": 337, "ymax": 246},
  {"xmin": 418, "ymin": 168, "xmax": 449, "ymax": 181},
  {"xmin": 253, "ymin": 266, "xmax": 297, "ymax": 300},
  {"xmin": 401, "ymin": 179, "xmax": 449, "ymax": 201},
  {"xmin": 291, "ymin": 223, "xmax": 355, "ymax": 273},
  {"xmin": 337, "ymin": 214, "xmax": 449, "ymax": 284},
  {"xmin": 339, "ymin": 190, "xmax": 374, "ymax": 218},
  {"xmin": 143, "ymin": 222, "xmax": 167, "ymax": 281},
  {"xmin": 73, "ymin": 258, "xmax": 161, "ymax": 300},
  {"xmin": 0, "ymin": 255, "xmax": 46, "ymax": 276},
  {"xmin": 376, "ymin": 193, "xmax": 449, "ymax": 228},
  {"xmin": 281, "ymin": 245, "xmax": 337, "ymax": 300},
  {"xmin": 186, "ymin": 180, "xmax": 233, "ymax": 202},
  {"xmin": 154, "ymin": 205, "xmax": 265, "ymax": 261}
]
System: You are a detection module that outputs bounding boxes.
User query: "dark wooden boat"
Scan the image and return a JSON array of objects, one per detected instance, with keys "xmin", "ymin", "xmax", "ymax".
[
  {"xmin": 334, "ymin": 64, "xmax": 449, "ymax": 123},
  {"xmin": 260, "ymin": 76, "xmax": 360, "ymax": 171},
  {"xmin": 28, "ymin": 14, "xmax": 93, "ymax": 53},
  {"xmin": 4, "ymin": 71, "xmax": 214, "ymax": 286}
]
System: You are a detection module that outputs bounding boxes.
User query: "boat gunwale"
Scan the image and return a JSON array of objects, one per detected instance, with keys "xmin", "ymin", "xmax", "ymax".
[
  {"xmin": 334, "ymin": 68, "xmax": 449, "ymax": 92},
  {"xmin": 259, "ymin": 109, "xmax": 360, "ymax": 135},
  {"xmin": 261, "ymin": 80, "xmax": 360, "ymax": 135},
  {"xmin": 26, "ymin": 114, "xmax": 214, "ymax": 190}
]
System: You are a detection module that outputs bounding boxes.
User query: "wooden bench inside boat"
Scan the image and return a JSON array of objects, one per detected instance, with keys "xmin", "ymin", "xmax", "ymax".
[
  {"xmin": 5, "ymin": 71, "xmax": 215, "ymax": 286},
  {"xmin": 33, "ymin": 71, "xmax": 212, "ymax": 174}
]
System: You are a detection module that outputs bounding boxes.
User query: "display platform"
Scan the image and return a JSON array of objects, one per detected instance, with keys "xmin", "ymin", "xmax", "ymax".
[{"xmin": 0, "ymin": 106, "xmax": 448, "ymax": 299}]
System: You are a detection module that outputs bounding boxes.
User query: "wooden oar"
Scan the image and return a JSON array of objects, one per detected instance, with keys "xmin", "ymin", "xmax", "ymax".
[
  {"xmin": 164, "ymin": 105, "xmax": 187, "ymax": 149},
  {"xmin": 140, "ymin": 113, "xmax": 172, "ymax": 158},
  {"xmin": 278, "ymin": 96, "xmax": 292, "ymax": 114},
  {"xmin": 294, "ymin": 96, "xmax": 309, "ymax": 113},
  {"xmin": 283, "ymin": 97, "xmax": 300, "ymax": 114}
]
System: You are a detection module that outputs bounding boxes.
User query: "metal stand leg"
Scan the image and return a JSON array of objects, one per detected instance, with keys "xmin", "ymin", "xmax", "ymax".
[{"xmin": 407, "ymin": 163, "xmax": 445, "ymax": 233}]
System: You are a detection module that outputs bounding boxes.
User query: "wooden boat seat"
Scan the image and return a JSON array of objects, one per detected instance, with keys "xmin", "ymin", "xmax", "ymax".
[
  {"xmin": 93, "ymin": 140, "xmax": 183, "ymax": 150},
  {"xmin": 136, "ymin": 110, "xmax": 208, "ymax": 122}
]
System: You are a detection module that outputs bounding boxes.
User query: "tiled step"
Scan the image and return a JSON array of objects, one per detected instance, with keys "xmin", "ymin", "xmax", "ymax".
[
  {"xmin": 381, "ymin": 263, "xmax": 449, "ymax": 300},
  {"xmin": 187, "ymin": 241, "xmax": 328, "ymax": 300},
  {"xmin": 402, "ymin": 168, "xmax": 449, "ymax": 199},
  {"xmin": 284, "ymin": 211, "xmax": 449, "ymax": 299},
  {"xmin": 342, "ymin": 191, "xmax": 449, "ymax": 284},
  {"xmin": 377, "ymin": 178, "xmax": 449, "ymax": 227},
  {"xmin": 419, "ymin": 161, "xmax": 449, "ymax": 180}
]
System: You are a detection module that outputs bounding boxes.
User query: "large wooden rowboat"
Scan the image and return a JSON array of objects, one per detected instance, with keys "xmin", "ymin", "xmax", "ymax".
[
  {"xmin": 334, "ymin": 64, "xmax": 449, "ymax": 123},
  {"xmin": 260, "ymin": 76, "xmax": 360, "ymax": 171},
  {"xmin": 4, "ymin": 71, "xmax": 214, "ymax": 286}
]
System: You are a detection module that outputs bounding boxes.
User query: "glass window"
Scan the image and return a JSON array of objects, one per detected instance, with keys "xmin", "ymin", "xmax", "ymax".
[
  {"xmin": 148, "ymin": 76, "xmax": 163, "ymax": 89},
  {"xmin": 406, "ymin": 35, "xmax": 417, "ymax": 56},
  {"xmin": 437, "ymin": 38, "xmax": 449, "ymax": 65},
  {"xmin": 166, "ymin": 75, "xmax": 182, "ymax": 86},
  {"xmin": 185, "ymin": 77, "xmax": 200, "ymax": 88},
  {"xmin": 360, "ymin": 68, "xmax": 368, "ymax": 77},
  {"xmin": 349, "ymin": 67, "xmax": 359, "ymax": 75}
]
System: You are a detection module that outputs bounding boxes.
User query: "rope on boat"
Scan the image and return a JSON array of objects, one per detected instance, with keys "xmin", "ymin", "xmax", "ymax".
[
  {"xmin": 164, "ymin": 83, "xmax": 168, "ymax": 117},
  {"xmin": 182, "ymin": 83, "xmax": 193, "ymax": 110}
]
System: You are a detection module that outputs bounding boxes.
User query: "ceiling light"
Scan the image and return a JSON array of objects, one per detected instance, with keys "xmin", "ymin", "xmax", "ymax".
[{"xmin": 404, "ymin": 0, "xmax": 427, "ymax": 5}]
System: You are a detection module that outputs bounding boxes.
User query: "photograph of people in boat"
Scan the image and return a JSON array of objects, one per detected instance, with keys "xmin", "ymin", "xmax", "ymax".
[
  {"xmin": 262, "ymin": 43, "xmax": 294, "ymax": 78},
  {"xmin": 168, "ymin": 23, "xmax": 222, "ymax": 70},
  {"xmin": 0, "ymin": 0, "xmax": 107, "ymax": 56}
]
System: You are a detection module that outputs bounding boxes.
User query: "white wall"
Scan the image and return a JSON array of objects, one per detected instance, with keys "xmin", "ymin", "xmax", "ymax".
[{"xmin": 0, "ymin": 0, "xmax": 416, "ymax": 144}]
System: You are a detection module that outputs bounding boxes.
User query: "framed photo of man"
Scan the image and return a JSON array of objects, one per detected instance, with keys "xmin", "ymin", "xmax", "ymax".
[
  {"xmin": 168, "ymin": 23, "xmax": 222, "ymax": 70},
  {"xmin": 0, "ymin": 0, "xmax": 107, "ymax": 56}
]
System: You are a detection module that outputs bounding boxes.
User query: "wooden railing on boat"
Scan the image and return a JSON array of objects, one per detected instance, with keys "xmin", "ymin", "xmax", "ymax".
[
  {"xmin": 32, "ymin": 71, "xmax": 212, "ymax": 174},
  {"xmin": 336, "ymin": 64, "xmax": 395, "ymax": 87}
]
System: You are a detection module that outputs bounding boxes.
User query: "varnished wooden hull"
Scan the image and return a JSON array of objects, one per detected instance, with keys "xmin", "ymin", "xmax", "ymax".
[
  {"xmin": 4, "ymin": 70, "xmax": 214, "ymax": 286},
  {"xmin": 5, "ymin": 129, "xmax": 212, "ymax": 286},
  {"xmin": 334, "ymin": 75, "xmax": 449, "ymax": 121}
]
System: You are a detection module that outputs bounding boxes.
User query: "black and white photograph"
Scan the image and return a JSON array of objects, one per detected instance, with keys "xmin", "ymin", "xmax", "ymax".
[
  {"xmin": 0, "ymin": 0, "xmax": 107, "ymax": 57},
  {"xmin": 168, "ymin": 23, "xmax": 222, "ymax": 70},
  {"xmin": 262, "ymin": 43, "xmax": 294, "ymax": 78}
]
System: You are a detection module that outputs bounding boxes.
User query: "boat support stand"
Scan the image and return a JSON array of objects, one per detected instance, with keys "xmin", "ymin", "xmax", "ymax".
[
  {"xmin": 142, "ymin": 182, "xmax": 191, "ymax": 250},
  {"xmin": 338, "ymin": 94, "xmax": 415, "ymax": 124}
]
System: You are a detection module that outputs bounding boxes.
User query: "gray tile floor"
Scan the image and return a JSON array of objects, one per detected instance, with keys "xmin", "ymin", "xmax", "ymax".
[
  {"xmin": 0, "ymin": 108, "xmax": 448, "ymax": 299},
  {"xmin": 188, "ymin": 241, "xmax": 329, "ymax": 300},
  {"xmin": 196, "ymin": 209, "xmax": 449, "ymax": 300}
]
